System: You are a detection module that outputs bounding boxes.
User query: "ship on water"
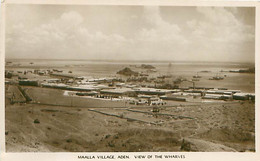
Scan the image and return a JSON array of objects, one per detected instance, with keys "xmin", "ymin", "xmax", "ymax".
[
  {"xmin": 209, "ymin": 73, "xmax": 224, "ymax": 80},
  {"xmin": 193, "ymin": 72, "xmax": 202, "ymax": 78}
]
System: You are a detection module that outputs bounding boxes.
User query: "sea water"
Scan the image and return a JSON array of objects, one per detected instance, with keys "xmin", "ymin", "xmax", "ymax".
[{"xmin": 5, "ymin": 59, "xmax": 255, "ymax": 93}]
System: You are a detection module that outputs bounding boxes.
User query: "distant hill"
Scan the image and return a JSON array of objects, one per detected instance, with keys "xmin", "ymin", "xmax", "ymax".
[
  {"xmin": 141, "ymin": 64, "xmax": 155, "ymax": 69},
  {"xmin": 229, "ymin": 67, "xmax": 255, "ymax": 73},
  {"xmin": 117, "ymin": 67, "xmax": 138, "ymax": 76}
]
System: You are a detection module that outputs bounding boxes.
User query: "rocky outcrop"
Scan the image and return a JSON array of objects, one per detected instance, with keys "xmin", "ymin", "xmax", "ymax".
[
  {"xmin": 117, "ymin": 67, "xmax": 138, "ymax": 76},
  {"xmin": 141, "ymin": 64, "xmax": 155, "ymax": 69}
]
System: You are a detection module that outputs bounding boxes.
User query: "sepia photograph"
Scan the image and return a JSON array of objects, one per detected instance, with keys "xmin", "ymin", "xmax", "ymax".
[{"xmin": 2, "ymin": 0, "xmax": 258, "ymax": 157}]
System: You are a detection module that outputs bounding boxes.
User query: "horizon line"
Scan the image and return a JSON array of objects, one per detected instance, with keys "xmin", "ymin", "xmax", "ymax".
[{"xmin": 5, "ymin": 58, "xmax": 255, "ymax": 64}]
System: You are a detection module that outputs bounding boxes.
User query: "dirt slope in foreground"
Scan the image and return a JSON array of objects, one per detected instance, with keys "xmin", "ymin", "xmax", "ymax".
[{"xmin": 5, "ymin": 101, "xmax": 255, "ymax": 152}]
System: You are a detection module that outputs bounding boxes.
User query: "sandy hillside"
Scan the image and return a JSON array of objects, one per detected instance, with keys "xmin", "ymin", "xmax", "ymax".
[{"xmin": 5, "ymin": 98, "xmax": 255, "ymax": 152}]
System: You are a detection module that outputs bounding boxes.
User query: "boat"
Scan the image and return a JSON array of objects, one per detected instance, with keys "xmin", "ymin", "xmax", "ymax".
[
  {"xmin": 200, "ymin": 70, "xmax": 211, "ymax": 73},
  {"xmin": 209, "ymin": 73, "xmax": 224, "ymax": 80},
  {"xmin": 193, "ymin": 72, "xmax": 201, "ymax": 78},
  {"xmin": 157, "ymin": 75, "xmax": 172, "ymax": 79},
  {"xmin": 209, "ymin": 76, "xmax": 224, "ymax": 80}
]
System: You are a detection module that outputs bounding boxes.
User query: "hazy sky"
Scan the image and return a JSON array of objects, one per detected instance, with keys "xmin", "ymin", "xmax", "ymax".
[{"xmin": 6, "ymin": 5, "xmax": 255, "ymax": 62}]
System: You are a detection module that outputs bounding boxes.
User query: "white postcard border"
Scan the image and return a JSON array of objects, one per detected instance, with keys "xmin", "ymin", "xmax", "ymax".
[{"xmin": 0, "ymin": 0, "xmax": 259, "ymax": 161}]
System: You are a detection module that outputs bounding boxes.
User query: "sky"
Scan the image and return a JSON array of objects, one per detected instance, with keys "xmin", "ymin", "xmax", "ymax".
[{"xmin": 5, "ymin": 5, "xmax": 255, "ymax": 62}]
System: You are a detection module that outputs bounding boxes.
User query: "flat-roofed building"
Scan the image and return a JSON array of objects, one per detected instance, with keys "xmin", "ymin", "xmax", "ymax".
[
  {"xmin": 134, "ymin": 88, "xmax": 172, "ymax": 95},
  {"xmin": 19, "ymin": 80, "xmax": 39, "ymax": 86},
  {"xmin": 100, "ymin": 88, "xmax": 135, "ymax": 97}
]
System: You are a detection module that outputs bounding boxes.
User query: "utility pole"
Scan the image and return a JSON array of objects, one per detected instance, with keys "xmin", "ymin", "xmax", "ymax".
[
  {"xmin": 71, "ymin": 93, "xmax": 73, "ymax": 107},
  {"xmin": 183, "ymin": 80, "xmax": 195, "ymax": 89}
]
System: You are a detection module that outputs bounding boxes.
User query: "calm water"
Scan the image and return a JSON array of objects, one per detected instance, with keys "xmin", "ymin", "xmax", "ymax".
[{"xmin": 5, "ymin": 59, "xmax": 255, "ymax": 93}]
